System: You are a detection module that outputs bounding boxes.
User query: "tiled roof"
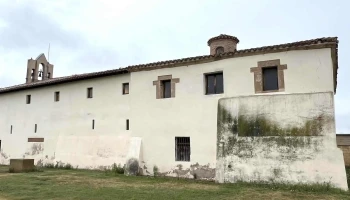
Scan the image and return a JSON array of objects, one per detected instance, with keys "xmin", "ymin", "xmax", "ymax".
[
  {"xmin": 207, "ymin": 34, "xmax": 240, "ymax": 45},
  {"xmin": 0, "ymin": 37, "xmax": 338, "ymax": 94}
]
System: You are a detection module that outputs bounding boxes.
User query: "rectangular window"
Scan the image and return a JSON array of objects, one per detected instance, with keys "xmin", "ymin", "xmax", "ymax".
[
  {"xmin": 175, "ymin": 137, "xmax": 190, "ymax": 161},
  {"xmin": 92, "ymin": 120, "xmax": 95, "ymax": 130},
  {"xmin": 10, "ymin": 125, "xmax": 12, "ymax": 134},
  {"xmin": 26, "ymin": 95, "xmax": 31, "ymax": 104},
  {"xmin": 34, "ymin": 124, "xmax": 37, "ymax": 133},
  {"xmin": 123, "ymin": 83, "xmax": 129, "ymax": 95},
  {"xmin": 205, "ymin": 72, "xmax": 223, "ymax": 95},
  {"xmin": 162, "ymin": 80, "xmax": 171, "ymax": 98},
  {"xmin": 263, "ymin": 67, "xmax": 278, "ymax": 91},
  {"xmin": 87, "ymin": 87, "xmax": 93, "ymax": 98},
  {"xmin": 126, "ymin": 119, "xmax": 129, "ymax": 130},
  {"xmin": 54, "ymin": 91, "xmax": 60, "ymax": 102}
]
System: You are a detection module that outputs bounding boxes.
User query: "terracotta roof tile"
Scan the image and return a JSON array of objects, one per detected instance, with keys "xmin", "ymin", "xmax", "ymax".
[
  {"xmin": 207, "ymin": 34, "xmax": 240, "ymax": 45},
  {"xmin": 0, "ymin": 37, "xmax": 338, "ymax": 94}
]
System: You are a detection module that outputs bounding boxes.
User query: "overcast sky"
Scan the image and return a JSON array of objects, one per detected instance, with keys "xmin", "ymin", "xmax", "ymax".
[{"xmin": 0, "ymin": 0, "xmax": 349, "ymax": 133}]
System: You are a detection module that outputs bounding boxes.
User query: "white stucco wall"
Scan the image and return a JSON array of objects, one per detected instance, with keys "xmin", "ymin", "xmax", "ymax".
[
  {"xmin": 129, "ymin": 48, "xmax": 335, "ymax": 177},
  {"xmin": 0, "ymin": 48, "xmax": 337, "ymax": 180},
  {"xmin": 216, "ymin": 92, "xmax": 347, "ymax": 190},
  {"xmin": 0, "ymin": 74, "xmax": 132, "ymax": 168}
]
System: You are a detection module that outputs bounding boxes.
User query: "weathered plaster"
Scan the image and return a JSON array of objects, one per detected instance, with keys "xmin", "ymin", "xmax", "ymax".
[{"xmin": 216, "ymin": 92, "xmax": 348, "ymax": 190}]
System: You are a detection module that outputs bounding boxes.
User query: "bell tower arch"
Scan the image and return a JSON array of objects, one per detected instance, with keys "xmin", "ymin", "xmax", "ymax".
[{"xmin": 26, "ymin": 53, "xmax": 54, "ymax": 84}]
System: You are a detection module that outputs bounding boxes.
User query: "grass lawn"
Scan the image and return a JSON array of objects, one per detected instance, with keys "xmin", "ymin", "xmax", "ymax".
[{"xmin": 0, "ymin": 165, "xmax": 349, "ymax": 200}]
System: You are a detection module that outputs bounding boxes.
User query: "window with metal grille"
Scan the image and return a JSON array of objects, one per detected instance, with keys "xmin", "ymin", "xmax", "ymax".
[
  {"xmin": 26, "ymin": 95, "xmax": 31, "ymax": 104},
  {"xmin": 87, "ymin": 87, "xmax": 93, "ymax": 98},
  {"xmin": 263, "ymin": 67, "xmax": 278, "ymax": 91},
  {"xmin": 123, "ymin": 83, "xmax": 129, "ymax": 95},
  {"xmin": 54, "ymin": 91, "xmax": 60, "ymax": 102},
  {"xmin": 161, "ymin": 80, "xmax": 171, "ymax": 98},
  {"xmin": 205, "ymin": 72, "xmax": 223, "ymax": 95},
  {"xmin": 175, "ymin": 137, "xmax": 190, "ymax": 161}
]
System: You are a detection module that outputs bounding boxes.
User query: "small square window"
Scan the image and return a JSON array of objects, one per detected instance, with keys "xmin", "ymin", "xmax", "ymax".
[
  {"xmin": 175, "ymin": 137, "xmax": 190, "ymax": 161},
  {"xmin": 54, "ymin": 91, "xmax": 60, "ymax": 102},
  {"xmin": 262, "ymin": 67, "xmax": 278, "ymax": 91},
  {"xmin": 87, "ymin": 87, "xmax": 93, "ymax": 98},
  {"xmin": 161, "ymin": 80, "xmax": 171, "ymax": 98},
  {"xmin": 26, "ymin": 95, "xmax": 31, "ymax": 104},
  {"xmin": 123, "ymin": 83, "xmax": 129, "ymax": 95},
  {"xmin": 205, "ymin": 72, "xmax": 223, "ymax": 95}
]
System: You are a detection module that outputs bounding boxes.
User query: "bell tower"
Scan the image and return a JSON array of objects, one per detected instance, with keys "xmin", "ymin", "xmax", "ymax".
[{"xmin": 26, "ymin": 53, "xmax": 54, "ymax": 84}]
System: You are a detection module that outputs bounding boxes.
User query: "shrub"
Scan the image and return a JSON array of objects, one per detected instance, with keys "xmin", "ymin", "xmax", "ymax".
[
  {"xmin": 43, "ymin": 162, "xmax": 73, "ymax": 170},
  {"xmin": 111, "ymin": 163, "xmax": 125, "ymax": 174},
  {"xmin": 153, "ymin": 165, "xmax": 159, "ymax": 177},
  {"xmin": 44, "ymin": 163, "xmax": 55, "ymax": 168}
]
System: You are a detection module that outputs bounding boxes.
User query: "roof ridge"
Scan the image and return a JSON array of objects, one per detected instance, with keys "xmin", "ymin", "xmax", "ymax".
[{"xmin": 0, "ymin": 36, "xmax": 338, "ymax": 93}]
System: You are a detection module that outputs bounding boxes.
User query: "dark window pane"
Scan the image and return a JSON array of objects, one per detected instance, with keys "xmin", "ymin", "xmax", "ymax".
[
  {"xmin": 123, "ymin": 83, "xmax": 129, "ymax": 95},
  {"xmin": 263, "ymin": 67, "xmax": 278, "ymax": 91},
  {"xmin": 163, "ymin": 80, "xmax": 171, "ymax": 98},
  {"xmin": 206, "ymin": 75, "xmax": 215, "ymax": 94},
  {"xmin": 216, "ymin": 73, "xmax": 224, "ymax": 94},
  {"xmin": 87, "ymin": 88, "xmax": 93, "ymax": 98},
  {"xmin": 26, "ymin": 95, "xmax": 31, "ymax": 104}
]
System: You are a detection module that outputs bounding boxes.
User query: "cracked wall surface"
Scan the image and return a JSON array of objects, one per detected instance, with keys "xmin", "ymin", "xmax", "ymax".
[{"xmin": 216, "ymin": 92, "xmax": 348, "ymax": 190}]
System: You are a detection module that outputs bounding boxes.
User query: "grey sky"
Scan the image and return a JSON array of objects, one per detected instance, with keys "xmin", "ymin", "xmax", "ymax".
[{"xmin": 0, "ymin": 0, "xmax": 349, "ymax": 133}]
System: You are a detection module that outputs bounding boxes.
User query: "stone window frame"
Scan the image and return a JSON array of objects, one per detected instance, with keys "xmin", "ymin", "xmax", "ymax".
[
  {"xmin": 250, "ymin": 59, "xmax": 287, "ymax": 93},
  {"xmin": 153, "ymin": 75, "xmax": 180, "ymax": 99}
]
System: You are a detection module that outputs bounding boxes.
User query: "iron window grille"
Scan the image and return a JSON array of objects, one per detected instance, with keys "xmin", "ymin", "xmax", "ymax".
[{"xmin": 175, "ymin": 137, "xmax": 191, "ymax": 161}]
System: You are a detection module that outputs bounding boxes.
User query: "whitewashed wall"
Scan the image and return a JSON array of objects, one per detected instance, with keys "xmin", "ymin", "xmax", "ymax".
[
  {"xmin": 0, "ymin": 48, "xmax": 337, "ymax": 180},
  {"xmin": 216, "ymin": 92, "xmax": 347, "ymax": 190},
  {"xmin": 129, "ymin": 48, "xmax": 335, "ymax": 178},
  {"xmin": 0, "ymin": 74, "xmax": 132, "ymax": 168}
]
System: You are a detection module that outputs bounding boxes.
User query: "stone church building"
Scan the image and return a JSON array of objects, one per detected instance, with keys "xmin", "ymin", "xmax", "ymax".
[{"xmin": 0, "ymin": 34, "xmax": 347, "ymax": 189}]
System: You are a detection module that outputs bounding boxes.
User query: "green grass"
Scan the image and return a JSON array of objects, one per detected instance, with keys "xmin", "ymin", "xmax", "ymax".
[{"xmin": 0, "ymin": 165, "xmax": 349, "ymax": 200}]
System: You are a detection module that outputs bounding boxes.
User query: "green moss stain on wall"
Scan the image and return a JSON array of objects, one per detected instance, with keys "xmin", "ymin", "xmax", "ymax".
[
  {"xmin": 237, "ymin": 114, "xmax": 327, "ymax": 137},
  {"xmin": 217, "ymin": 103, "xmax": 330, "ymax": 137},
  {"xmin": 217, "ymin": 102, "xmax": 328, "ymax": 159}
]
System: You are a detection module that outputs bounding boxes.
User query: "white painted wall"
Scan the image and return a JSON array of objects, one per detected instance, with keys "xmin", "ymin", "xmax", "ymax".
[
  {"xmin": 0, "ymin": 48, "xmax": 337, "ymax": 181},
  {"xmin": 0, "ymin": 74, "xmax": 132, "ymax": 168},
  {"xmin": 129, "ymin": 48, "xmax": 335, "ymax": 176},
  {"xmin": 216, "ymin": 92, "xmax": 347, "ymax": 190}
]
